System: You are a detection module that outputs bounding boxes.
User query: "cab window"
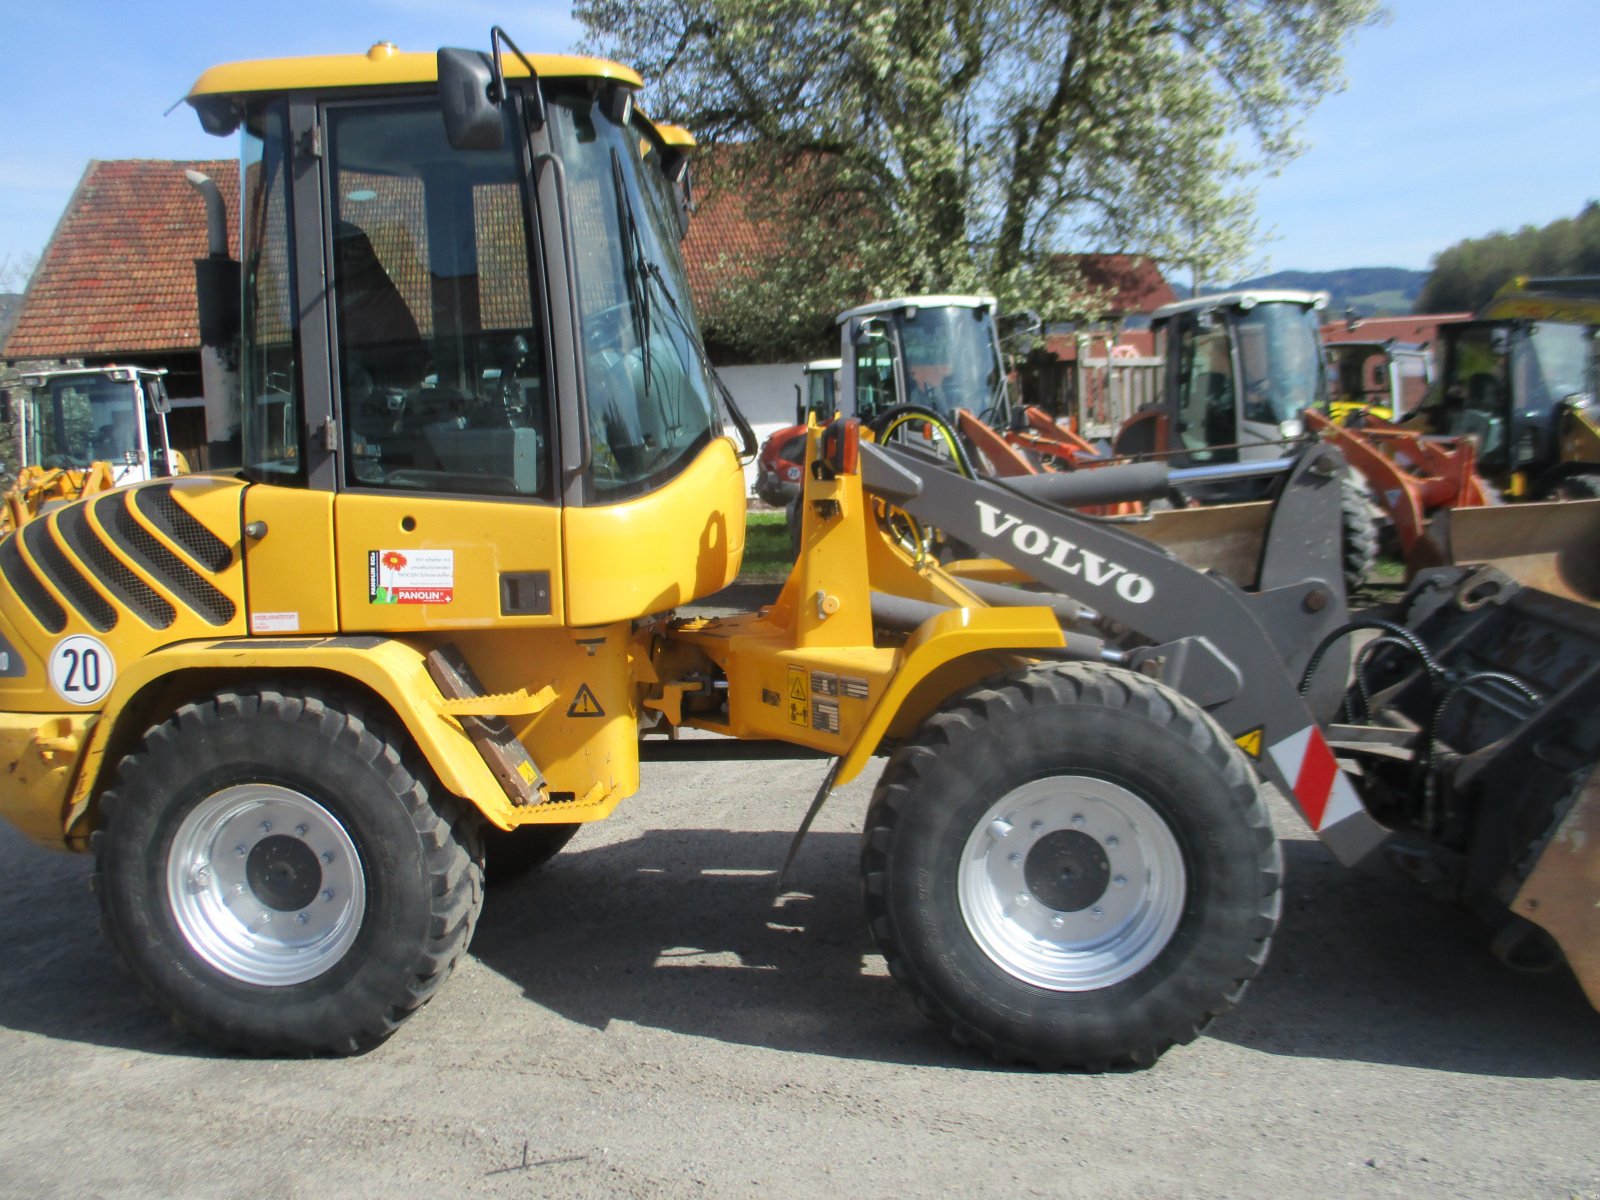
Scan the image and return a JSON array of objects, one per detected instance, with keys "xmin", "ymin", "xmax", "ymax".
[
  {"xmin": 1176, "ymin": 315, "xmax": 1235, "ymax": 461},
  {"xmin": 326, "ymin": 99, "xmax": 550, "ymax": 499}
]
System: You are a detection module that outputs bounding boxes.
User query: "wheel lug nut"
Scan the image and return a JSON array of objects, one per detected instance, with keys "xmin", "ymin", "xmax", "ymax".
[
  {"xmin": 295, "ymin": 824, "xmax": 308, "ymax": 838},
  {"xmin": 1113, "ymin": 875, "xmax": 1128, "ymax": 888},
  {"xmin": 1050, "ymin": 915, "xmax": 1065, "ymax": 929},
  {"xmin": 322, "ymin": 851, "xmax": 335, "ymax": 864},
  {"xmin": 1105, "ymin": 836, "xmax": 1120, "ymax": 849},
  {"xmin": 260, "ymin": 911, "xmax": 272, "ymax": 924},
  {"xmin": 322, "ymin": 889, "xmax": 335, "ymax": 902},
  {"xmin": 296, "ymin": 913, "xmax": 309, "ymax": 925},
  {"xmin": 235, "ymin": 845, "xmax": 246, "ymax": 858},
  {"xmin": 1072, "ymin": 814, "xmax": 1085, "ymax": 827},
  {"xmin": 1030, "ymin": 820, "xmax": 1043, "ymax": 832},
  {"xmin": 259, "ymin": 821, "xmax": 272, "ymax": 833},
  {"xmin": 1008, "ymin": 852, "xmax": 1022, "ymax": 864},
  {"xmin": 1014, "ymin": 892, "xmax": 1030, "ymax": 907},
  {"xmin": 1091, "ymin": 907, "xmax": 1104, "ymax": 920}
]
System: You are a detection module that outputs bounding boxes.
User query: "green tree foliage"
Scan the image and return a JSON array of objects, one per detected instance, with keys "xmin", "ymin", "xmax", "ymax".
[
  {"xmin": 578, "ymin": 0, "xmax": 1378, "ymax": 358},
  {"xmin": 1417, "ymin": 202, "xmax": 1600, "ymax": 313}
]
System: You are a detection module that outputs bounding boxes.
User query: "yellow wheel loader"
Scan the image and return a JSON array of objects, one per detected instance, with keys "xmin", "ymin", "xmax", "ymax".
[
  {"xmin": 0, "ymin": 35, "xmax": 1596, "ymax": 1069},
  {"xmin": 0, "ymin": 366, "xmax": 188, "ymax": 534}
]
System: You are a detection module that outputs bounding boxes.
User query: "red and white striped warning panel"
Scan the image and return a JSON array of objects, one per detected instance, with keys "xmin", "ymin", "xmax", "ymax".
[{"xmin": 1267, "ymin": 726, "xmax": 1364, "ymax": 832}]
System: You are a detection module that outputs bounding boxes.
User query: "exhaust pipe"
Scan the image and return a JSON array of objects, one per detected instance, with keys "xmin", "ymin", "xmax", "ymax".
[{"xmin": 186, "ymin": 170, "xmax": 242, "ymax": 467}]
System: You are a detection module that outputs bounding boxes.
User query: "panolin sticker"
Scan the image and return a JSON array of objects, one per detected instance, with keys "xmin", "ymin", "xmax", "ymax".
[
  {"xmin": 48, "ymin": 634, "xmax": 115, "ymax": 706},
  {"xmin": 251, "ymin": 611, "xmax": 300, "ymax": 634},
  {"xmin": 369, "ymin": 550, "xmax": 454, "ymax": 605}
]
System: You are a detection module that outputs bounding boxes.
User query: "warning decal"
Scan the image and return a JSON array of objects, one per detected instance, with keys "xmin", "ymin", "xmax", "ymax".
[
  {"xmin": 786, "ymin": 666, "xmax": 810, "ymax": 728},
  {"xmin": 1234, "ymin": 726, "xmax": 1264, "ymax": 760},
  {"xmin": 370, "ymin": 549, "xmax": 455, "ymax": 605},
  {"xmin": 567, "ymin": 683, "xmax": 605, "ymax": 718}
]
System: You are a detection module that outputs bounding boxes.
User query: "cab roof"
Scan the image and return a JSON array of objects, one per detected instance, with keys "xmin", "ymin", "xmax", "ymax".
[
  {"xmin": 1150, "ymin": 290, "xmax": 1329, "ymax": 321},
  {"xmin": 837, "ymin": 295, "xmax": 997, "ymax": 324},
  {"xmin": 187, "ymin": 41, "xmax": 643, "ymax": 101}
]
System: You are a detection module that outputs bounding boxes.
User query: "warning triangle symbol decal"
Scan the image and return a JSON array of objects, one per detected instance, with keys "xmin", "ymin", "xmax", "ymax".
[
  {"xmin": 567, "ymin": 683, "xmax": 605, "ymax": 718},
  {"xmin": 1234, "ymin": 726, "xmax": 1263, "ymax": 760}
]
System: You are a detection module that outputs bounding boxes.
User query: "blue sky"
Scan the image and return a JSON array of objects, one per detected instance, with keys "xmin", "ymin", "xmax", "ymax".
[{"xmin": 1, "ymin": 0, "xmax": 1596, "ymax": 287}]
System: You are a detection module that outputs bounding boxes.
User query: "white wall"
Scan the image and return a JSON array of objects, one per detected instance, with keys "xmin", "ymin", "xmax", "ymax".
[{"xmin": 716, "ymin": 362, "xmax": 807, "ymax": 495}]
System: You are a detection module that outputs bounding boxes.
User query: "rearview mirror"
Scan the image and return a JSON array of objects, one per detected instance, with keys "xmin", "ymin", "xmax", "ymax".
[
  {"xmin": 854, "ymin": 317, "xmax": 887, "ymax": 345},
  {"xmin": 146, "ymin": 379, "xmax": 171, "ymax": 415},
  {"xmin": 438, "ymin": 48, "xmax": 504, "ymax": 151}
]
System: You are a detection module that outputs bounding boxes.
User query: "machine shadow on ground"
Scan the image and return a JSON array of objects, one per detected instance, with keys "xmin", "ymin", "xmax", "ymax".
[
  {"xmin": 0, "ymin": 823, "xmax": 1595, "ymax": 1076},
  {"xmin": 472, "ymin": 827, "xmax": 1600, "ymax": 1079}
]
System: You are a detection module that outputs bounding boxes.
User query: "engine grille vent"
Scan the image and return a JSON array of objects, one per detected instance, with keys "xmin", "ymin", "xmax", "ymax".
[
  {"xmin": 0, "ymin": 533, "xmax": 66, "ymax": 633},
  {"xmin": 22, "ymin": 519, "xmax": 117, "ymax": 632},
  {"xmin": 96, "ymin": 493, "xmax": 237, "ymax": 626},
  {"xmin": 135, "ymin": 484, "xmax": 233, "ymax": 573},
  {"xmin": 56, "ymin": 504, "xmax": 176, "ymax": 630}
]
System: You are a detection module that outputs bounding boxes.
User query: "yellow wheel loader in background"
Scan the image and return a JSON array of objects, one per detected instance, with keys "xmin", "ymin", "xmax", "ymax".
[
  {"xmin": 0, "ymin": 366, "xmax": 187, "ymax": 534},
  {"xmin": 0, "ymin": 35, "xmax": 1595, "ymax": 1069}
]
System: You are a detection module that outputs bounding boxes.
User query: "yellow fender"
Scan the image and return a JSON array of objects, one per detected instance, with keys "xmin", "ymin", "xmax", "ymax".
[
  {"xmin": 62, "ymin": 635, "xmax": 531, "ymax": 845},
  {"xmin": 833, "ymin": 605, "xmax": 1065, "ymax": 788}
]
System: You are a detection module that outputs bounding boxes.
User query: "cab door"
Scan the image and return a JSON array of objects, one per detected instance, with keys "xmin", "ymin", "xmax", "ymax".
[{"xmin": 316, "ymin": 96, "xmax": 567, "ymax": 633}]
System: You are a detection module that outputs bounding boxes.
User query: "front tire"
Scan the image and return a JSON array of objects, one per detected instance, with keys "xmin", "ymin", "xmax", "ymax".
[
  {"xmin": 862, "ymin": 663, "xmax": 1281, "ymax": 1069},
  {"xmin": 1340, "ymin": 474, "xmax": 1382, "ymax": 593},
  {"xmin": 93, "ymin": 687, "xmax": 484, "ymax": 1055}
]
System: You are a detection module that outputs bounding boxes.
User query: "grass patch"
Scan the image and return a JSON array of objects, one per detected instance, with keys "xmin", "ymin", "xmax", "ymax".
[{"xmin": 740, "ymin": 510, "xmax": 794, "ymax": 582}]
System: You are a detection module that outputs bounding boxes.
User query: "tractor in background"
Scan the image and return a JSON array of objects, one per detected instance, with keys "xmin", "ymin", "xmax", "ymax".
[{"xmin": 0, "ymin": 365, "xmax": 187, "ymax": 534}]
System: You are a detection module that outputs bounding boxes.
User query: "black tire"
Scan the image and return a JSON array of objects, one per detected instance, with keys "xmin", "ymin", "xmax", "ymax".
[
  {"xmin": 1339, "ymin": 474, "xmax": 1381, "ymax": 593},
  {"xmin": 482, "ymin": 822, "xmax": 580, "ymax": 884},
  {"xmin": 861, "ymin": 663, "xmax": 1281, "ymax": 1070},
  {"xmin": 92, "ymin": 687, "xmax": 484, "ymax": 1056}
]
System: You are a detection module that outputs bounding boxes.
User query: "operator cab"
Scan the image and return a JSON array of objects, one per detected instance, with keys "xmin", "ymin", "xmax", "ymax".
[
  {"xmin": 1423, "ymin": 318, "xmax": 1595, "ymax": 481},
  {"xmin": 1146, "ymin": 290, "xmax": 1329, "ymax": 467},
  {"xmin": 14, "ymin": 366, "xmax": 180, "ymax": 484},
  {"xmin": 838, "ymin": 296, "xmax": 1012, "ymax": 426},
  {"xmin": 186, "ymin": 38, "xmax": 751, "ymax": 629}
]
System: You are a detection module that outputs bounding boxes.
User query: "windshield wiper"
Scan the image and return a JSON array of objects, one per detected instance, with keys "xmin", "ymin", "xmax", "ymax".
[{"xmin": 636, "ymin": 257, "xmax": 758, "ymax": 460}]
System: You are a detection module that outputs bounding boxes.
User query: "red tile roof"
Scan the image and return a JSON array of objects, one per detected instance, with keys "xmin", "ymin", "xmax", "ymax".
[
  {"xmin": 680, "ymin": 160, "xmax": 792, "ymax": 312},
  {"xmin": 1069, "ymin": 254, "xmax": 1176, "ymax": 317},
  {"xmin": 3, "ymin": 159, "xmax": 239, "ymax": 360}
]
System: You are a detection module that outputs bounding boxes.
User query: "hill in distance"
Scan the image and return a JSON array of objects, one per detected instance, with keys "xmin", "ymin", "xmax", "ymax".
[{"xmin": 1171, "ymin": 268, "xmax": 1429, "ymax": 317}]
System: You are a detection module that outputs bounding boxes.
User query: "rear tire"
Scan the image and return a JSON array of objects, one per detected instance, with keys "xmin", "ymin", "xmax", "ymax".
[
  {"xmin": 861, "ymin": 663, "xmax": 1281, "ymax": 1069},
  {"xmin": 93, "ymin": 687, "xmax": 484, "ymax": 1055},
  {"xmin": 1340, "ymin": 474, "xmax": 1381, "ymax": 592}
]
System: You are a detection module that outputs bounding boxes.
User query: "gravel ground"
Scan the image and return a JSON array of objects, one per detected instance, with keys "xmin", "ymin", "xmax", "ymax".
[{"xmin": 0, "ymin": 748, "xmax": 1596, "ymax": 1199}]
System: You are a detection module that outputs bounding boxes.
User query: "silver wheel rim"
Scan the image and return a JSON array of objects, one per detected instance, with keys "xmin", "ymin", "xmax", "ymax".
[
  {"xmin": 165, "ymin": 784, "xmax": 366, "ymax": 986},
  {"xmin": 958, "ymin": 776, "xmax": 1186, "ymax": 991}
]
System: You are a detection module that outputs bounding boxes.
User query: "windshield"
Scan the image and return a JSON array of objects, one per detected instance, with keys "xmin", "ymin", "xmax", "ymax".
[
  {"xmin": 548, "ymin": 91, "xmax": 720, "ymax": 502},
  {"xmin": 26, "ymin": 376, "xmax": 140, "ymax": 469},
  {"xmin": 1514, "ymin": 322, "xmax": 1594, "ymax": 414},
  {"xmin": 1234, "ymin": 304, "xmax": 1325, "ymax": 425},
  {"xmin": 891, "ymin": 305, "xmax": 1006, "ymax": 420}
]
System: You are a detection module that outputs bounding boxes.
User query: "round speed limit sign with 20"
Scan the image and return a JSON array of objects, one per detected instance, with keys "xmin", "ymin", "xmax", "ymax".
[{"xmin": 48, "ymin": 635, "xmax": 116, "ymax": 706}]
